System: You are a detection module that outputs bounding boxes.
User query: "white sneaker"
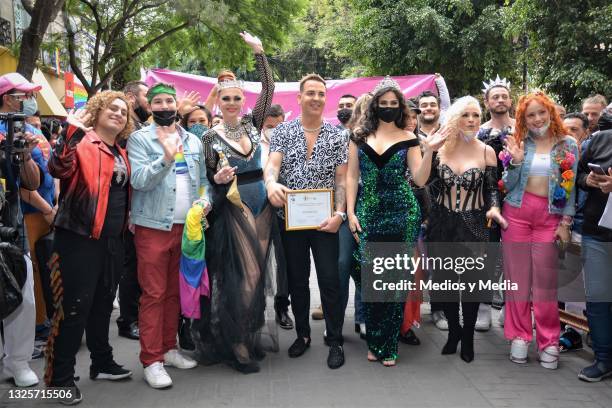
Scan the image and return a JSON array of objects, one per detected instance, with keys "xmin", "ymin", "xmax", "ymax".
[
  {"xmin": 539, "ymin": 346, "xmax": 559, "ymax": 370},
  {"xmin": 164, "ymin": 349, "xmax": 197, "ymax": 369},
  {"xmin": 143, "ymin": 362, "xmax": 172, "ymax": 389},
  {"xmin": 475, "ymin": 304, "xmax": 492, "ymax": 332},
  {"xmin": 3, "ymin": 366, "xmax": 39, "ymax": 387},
  {"xmin": 431, "ymin": 310, "xmax": 448, "ymax": 331},
  {"xmin": 510, "ymin": 338, "xmax": 529, "ymax": 364},
  {"xmin": 498, "ymin": 305, "xmax": 505, "ymax": 327}
]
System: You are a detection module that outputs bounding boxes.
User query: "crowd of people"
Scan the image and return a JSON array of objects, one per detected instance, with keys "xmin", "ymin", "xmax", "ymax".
[{"xmin": 0, "ymin": 31, "xmax": 611, "ymax": 406}]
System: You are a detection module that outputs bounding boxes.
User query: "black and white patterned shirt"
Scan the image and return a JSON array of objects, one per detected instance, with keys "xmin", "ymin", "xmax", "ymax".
[{"xmin": 270, "ymin": 119, "xmax": 348, "ymax": 192}]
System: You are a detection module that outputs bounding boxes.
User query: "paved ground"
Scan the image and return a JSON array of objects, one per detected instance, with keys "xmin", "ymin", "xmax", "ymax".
[{"xmin": 2, "ymin": 276, "xmax": 611, "ymax": 408}]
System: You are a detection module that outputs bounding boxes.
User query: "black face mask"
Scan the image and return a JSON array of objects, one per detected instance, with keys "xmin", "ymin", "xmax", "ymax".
[
  {"xmin": 134, "ymin": 104, "xmax": 151, "ymax": 123},
  {"xmin": 376, "ymin": 106, "xmax": 401, "ymax": 123},
  {"xmin": 337, "ymin": 108, "xmax": 352, "ymax": 125},
  {"xmin": 152, "ymin": 110, "xmax": 177, "ymax": 127}
]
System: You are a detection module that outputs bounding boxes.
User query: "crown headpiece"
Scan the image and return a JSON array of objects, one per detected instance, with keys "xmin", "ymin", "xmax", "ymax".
[
  {"xmin": 373, "ymin": 76, "xmax": 401, "ymax": 94},
  {"xmin": 482, "ymin": 75, "xmax": 511, "ymax": 95},
  {"xmin": 218, "ymin": 79, "xmax": 244, "ymax": 91}
]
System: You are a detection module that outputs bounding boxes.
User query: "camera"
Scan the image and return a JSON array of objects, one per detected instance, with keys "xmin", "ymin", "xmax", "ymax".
[
  {"xmin": 0, "ymin": 112, "xmax": 28, "ymax": 164},
  {"xmin": 0, "ymin": 223, "xmax": 17, "ymax": 243}
]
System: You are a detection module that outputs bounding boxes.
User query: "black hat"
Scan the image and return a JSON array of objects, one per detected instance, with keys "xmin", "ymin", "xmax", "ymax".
[{"xmin": 407, "ymin": 99, "xmax": 421, "ymax": 114}]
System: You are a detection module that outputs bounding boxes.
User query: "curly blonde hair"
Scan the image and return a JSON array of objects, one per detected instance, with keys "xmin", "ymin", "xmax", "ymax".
[
  {"xmin": 441, "ymin": 96, "xmax": 482, "ymax": 152},
  {"xmin": 85, "ymin": 90, "xmax": 134, "ymax": 140}
]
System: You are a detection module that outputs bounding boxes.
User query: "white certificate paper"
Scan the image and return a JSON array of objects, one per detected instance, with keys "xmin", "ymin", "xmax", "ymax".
[
  {"xmin": 285, "ymin": 189, "xmax": 334, "ymax": 231},
  {"xmin": 598, "ymin": 193, "xmax": 612, "ymax": 231}
]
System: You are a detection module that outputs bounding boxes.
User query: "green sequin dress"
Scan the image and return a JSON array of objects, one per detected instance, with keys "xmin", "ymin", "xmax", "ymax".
[{"xmin": 353, "ymin": 139, "xmax": 421, "ymax": 361}]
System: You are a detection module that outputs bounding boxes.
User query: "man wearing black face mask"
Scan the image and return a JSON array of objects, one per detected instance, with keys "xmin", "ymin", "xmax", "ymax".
[
  {"xmin": 127, "ymin": 82, "xmax": 212, "ymax": 389},
  {"xmin": 114, "ymin": 81, "xmax": 151, "ymax": 341},
  {"xmin": 124, "ymin": 81, "xmax": 151, "ymax": 130},
  {"xmin": 336, "ymin": 94, "xmax": 356, "ymax": 130}
]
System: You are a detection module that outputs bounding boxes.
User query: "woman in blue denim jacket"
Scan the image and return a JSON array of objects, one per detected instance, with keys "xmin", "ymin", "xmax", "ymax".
[{"xmin": 500, "ymin": 92, "xmax": 578, "ymax": 370}]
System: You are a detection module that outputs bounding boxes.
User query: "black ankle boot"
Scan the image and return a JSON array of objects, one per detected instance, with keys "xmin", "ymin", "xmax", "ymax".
[
  {"xmin": 460, "ymin": 333, "xmax": 474, "ymax": 363},
  {"xmin": 460, "ymin": 302, "xmax": 479, "ymax": 363},
  {"xmin": 442, "ymin": 332, "xmax": 461, "ymax": 355},
  {"xmin": 441, "ymin": 302, "xmax": 461, "ymax": 355}
]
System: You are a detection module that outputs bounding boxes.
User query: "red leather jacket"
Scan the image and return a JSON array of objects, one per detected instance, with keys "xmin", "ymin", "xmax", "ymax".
[{"xmin": 48, "ymin": 125, "xmax": 130, "ymax": 239}]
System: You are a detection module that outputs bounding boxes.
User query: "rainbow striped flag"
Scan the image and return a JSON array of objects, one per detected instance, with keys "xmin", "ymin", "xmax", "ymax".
[
  {"xmin": 73, "ymin": 78, "xmax": 88, "ymax": 108},
  {"xmin": 179, "ymin": 201, "xmax": 210, "ymax": 318}
]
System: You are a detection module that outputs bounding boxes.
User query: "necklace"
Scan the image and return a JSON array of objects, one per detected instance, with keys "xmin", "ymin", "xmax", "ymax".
[
  {"xmin": 301, "ymin": 120, "xmax": 322, "ymax": 133},
  {"xmin": 224, "ymin": 121, "xmax": 244, "ymax": 141}
]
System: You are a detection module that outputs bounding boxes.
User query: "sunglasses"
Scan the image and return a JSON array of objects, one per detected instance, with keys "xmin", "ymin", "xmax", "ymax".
[{"xmin": 9, "ymin": 92, "xmax": 36, "ymax": 101}]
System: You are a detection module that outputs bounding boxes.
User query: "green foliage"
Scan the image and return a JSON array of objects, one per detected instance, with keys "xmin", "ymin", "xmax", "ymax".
[
  {"xmin": 269, "ymin": 0, "xmax": 364, "ymax": 81},
  {"xmin": 63, "ymin": 0, "xmax": 304, "ymax": 93},
  {"xmin": 505, "ymin": 0, "xmax": 611, "ymax": 110},
  {"xmin": 337, "ymin": 0, "xmax": 519, "ymax": 96}
]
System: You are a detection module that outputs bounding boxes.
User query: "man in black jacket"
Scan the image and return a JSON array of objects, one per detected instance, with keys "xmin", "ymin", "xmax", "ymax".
[{"xmin": 575, "ymin": 113, "xmax": 612, "ymax": 382}]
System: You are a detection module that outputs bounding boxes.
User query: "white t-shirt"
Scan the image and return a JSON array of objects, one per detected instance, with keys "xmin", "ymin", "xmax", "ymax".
[{"xmin": 172, "ymin": 134, "xmax": 192, "ymax": 223}]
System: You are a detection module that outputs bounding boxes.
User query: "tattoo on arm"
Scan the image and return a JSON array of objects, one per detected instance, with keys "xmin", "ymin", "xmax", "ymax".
[
  {"xmin": 335, "ymin": 185, "xmax": 346, "ymax": 212},
  {"xmin": 265, "ymin": 167, "xmax": 279, "ymax": 186}
]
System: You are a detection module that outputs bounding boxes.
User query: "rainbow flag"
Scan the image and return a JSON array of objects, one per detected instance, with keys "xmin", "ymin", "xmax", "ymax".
[
  {"xmin": 73, "ymin": 78, "xmax": 88, "ymax": 108},
  {"xmin": 179, "ymin": 201, "xmax": 210, "ymax": 318}
]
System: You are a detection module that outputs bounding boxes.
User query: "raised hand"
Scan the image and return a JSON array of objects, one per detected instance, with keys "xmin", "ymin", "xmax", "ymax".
[
  {"xmin": 505, "ymin": 136, "xmax": 524, "ymax": 164},
  {"xmin": 156, "ymin": 126, "xmax": 179, "ymax": 163},
  {"xmin": 177, "ymin": 90, "xmax": 201, "ymax": 116},
  {"xmin": 240, "ymin": 31, "xmax": 264, "ymax": 54},
  {"xmin": 424, "ymin": 126, "xmax": 449, "ymax": 152},
  {"xmin": 66, "ymin": 108, "xmax": 93, "ymax": 132}
]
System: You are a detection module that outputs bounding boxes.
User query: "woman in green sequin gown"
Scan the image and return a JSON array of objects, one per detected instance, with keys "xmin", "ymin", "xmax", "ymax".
[{"xmin": 346, "ymin": 78, "xmax": 446, "ymax": 365}]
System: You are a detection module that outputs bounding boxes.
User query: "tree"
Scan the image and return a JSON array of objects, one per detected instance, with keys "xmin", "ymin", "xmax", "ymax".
[
  {"xmin": 505, "ymin": 0, "xmax": 612, "ymax": 110},
  {"xmin": 334, "ymin": 0, "xmax": 520, "ymax": 96},
  {"xmin": 62, "ymin": 0, "xmax": 304, "ymax": 97},
  {"xmin": 269, "ymin": 0, "xmax": 363, "ymax": 81},
  {"xmin": 16, "ymin": 0, "xmax": 66, "ymax": 80}
]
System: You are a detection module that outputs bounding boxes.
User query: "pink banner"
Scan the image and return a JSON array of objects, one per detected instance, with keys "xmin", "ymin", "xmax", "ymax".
[{"xmin": 144, "ymin": 69, "xmax": 437, "ymax": 124}]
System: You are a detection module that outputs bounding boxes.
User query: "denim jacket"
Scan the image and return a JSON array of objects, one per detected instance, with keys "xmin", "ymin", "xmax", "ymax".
[
  {"xmin": 127, "ymin": 123, "xmax": 212, "ymax": 231},
  {"xmin": 502, "ymin": 135, "xmax": 578, "ymax": 216}
]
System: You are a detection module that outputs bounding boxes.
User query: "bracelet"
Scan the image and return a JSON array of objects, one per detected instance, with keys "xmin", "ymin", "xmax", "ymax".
[
  {"xmin": 560, "ymin": 216, "xmax": 573, "ymax": 227},
  {"xmin": 509, "ymin": 159, "xmax": 523, "ymax": 167}
]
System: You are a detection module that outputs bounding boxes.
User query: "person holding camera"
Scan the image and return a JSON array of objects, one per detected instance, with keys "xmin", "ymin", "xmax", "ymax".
[
  {"xmin": 0, "ymin": 73, "xmax": 43, "ymax": 388},
  {"xmin": 44, "ymin": 91, "xmax": 134, "ymax": 404}
]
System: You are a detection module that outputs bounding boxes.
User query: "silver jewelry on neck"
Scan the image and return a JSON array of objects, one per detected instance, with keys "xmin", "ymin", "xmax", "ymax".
[
  {"xmin": 224, "ymin": 121, "xmax": 243, "ymax": 141},
  {"xmin": 301, "ymin": 121, "xmax": 322, "ymax": 133}
]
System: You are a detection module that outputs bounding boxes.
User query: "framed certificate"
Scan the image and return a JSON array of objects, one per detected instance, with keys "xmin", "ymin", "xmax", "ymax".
[{"xmin": 284, "ymin": 189, "xmax": 334, "ymax": 231}]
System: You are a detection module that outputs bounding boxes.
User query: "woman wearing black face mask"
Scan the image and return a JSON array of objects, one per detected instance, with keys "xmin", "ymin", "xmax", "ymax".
[{"xmin": 346, "ymin": 77, "xmax": 446, "ymax": 366}]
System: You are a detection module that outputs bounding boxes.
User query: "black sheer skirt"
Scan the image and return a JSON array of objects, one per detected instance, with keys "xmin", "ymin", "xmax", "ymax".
[{"xmin": 191, "ymin": 184, "xmax": 281, "ymax": 373}]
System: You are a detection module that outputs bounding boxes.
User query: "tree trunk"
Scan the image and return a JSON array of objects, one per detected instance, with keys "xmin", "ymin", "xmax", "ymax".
[{"xmin": 16, "ymin": 0, "xmax": 66, "ymax": 80}]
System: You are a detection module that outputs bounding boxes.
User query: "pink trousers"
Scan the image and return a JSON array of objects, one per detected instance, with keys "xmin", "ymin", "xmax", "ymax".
[{"xmin": 502, "ymin": 192, "xmax": 561, "ymax": 350}]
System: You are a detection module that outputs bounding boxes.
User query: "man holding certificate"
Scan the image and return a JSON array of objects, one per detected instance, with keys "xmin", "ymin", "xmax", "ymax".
[{"xmin": 265, "ymin": 74, "xmax": 348, "ymax": 369}]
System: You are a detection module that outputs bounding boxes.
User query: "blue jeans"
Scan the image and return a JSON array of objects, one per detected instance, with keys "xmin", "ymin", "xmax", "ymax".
[
  {"xmin": 582, "ymin": 235, "xmax": 612, "ymax": 363},
  {"xmin": 338, "ymin": 221, "xmax": 364, "ymax": 324}
]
